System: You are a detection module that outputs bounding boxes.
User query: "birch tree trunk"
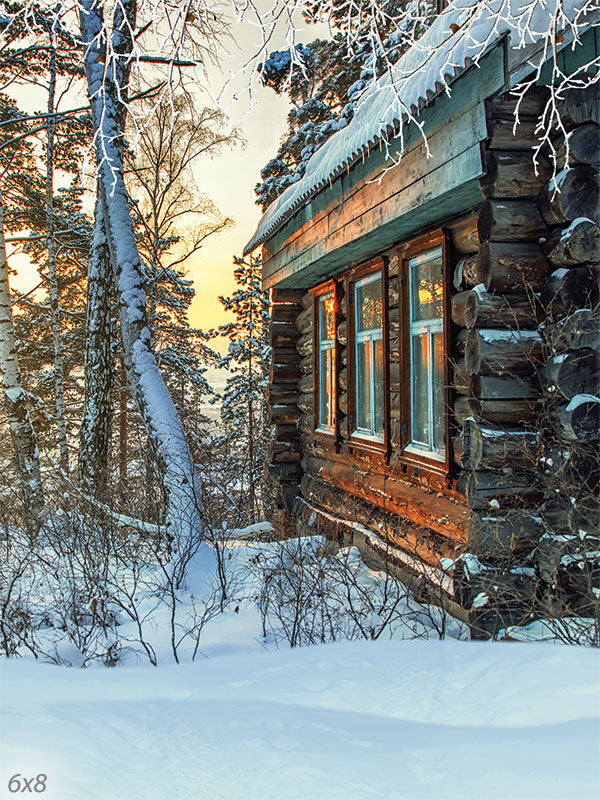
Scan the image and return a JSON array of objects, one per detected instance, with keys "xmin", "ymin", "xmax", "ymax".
[
  {"xmin": 45, "ymin": 35, "xmax": 69, "ymax": 475},
  {"xmin": 0, "ymin": 190, "xmax": 44, "ymax": 530},
  {"xmin": 78, "ymin": 194, "xmax": 113, "ymax": 497},
  {"xmin": 79, "ymin": 0, "xmax": 215, "ymax": 576}
]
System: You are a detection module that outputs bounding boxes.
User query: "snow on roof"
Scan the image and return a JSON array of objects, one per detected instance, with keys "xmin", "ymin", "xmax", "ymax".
[{"xmin": 244, "ymin": 0, "xmax": 592, "ymax": 255}]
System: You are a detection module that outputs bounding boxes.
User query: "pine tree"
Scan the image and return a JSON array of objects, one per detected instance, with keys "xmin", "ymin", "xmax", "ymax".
[
  {"xmin": 218, "ymin": 254, "xmax": 271, "ymax": 524},
  {"xmin": 256, "ymin": 1, "xmax": 435, "ymax": 209}
]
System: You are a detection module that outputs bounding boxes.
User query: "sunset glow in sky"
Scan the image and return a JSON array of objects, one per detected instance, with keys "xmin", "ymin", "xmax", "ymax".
[{"xmin": 8, "ymin": 14, "xmax": 328, "ymax": 335}]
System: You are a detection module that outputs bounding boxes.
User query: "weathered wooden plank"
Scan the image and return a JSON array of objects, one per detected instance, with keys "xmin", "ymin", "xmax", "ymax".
[
  {"xmin": 302, "ymin": 455, "xmax": 468, "ymax": 543},
  {"xmin": 263, "ymin": 147, "xmax": 485, "ymax": 289}
]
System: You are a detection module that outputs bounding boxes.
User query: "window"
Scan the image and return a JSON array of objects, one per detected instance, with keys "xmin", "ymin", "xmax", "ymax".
[
  {"xmin": 353, "ymin": 272, "xmax": 384, "ymax": 441},
  {"xmin": 317, "ymin": 291, "xmax": 336, "ymax": 432},
  {"xmin": 405, "ymin": 244, "xmax": 446, "ymax": 462}
]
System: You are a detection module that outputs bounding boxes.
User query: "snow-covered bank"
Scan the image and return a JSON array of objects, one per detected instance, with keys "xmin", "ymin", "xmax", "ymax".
[{"xmin": 1, "ymin": 638, "xmax": 599, "ymax": 800}]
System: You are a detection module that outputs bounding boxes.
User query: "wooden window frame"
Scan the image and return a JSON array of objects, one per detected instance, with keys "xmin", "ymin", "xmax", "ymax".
[
  {"xmin": 310, "ymin": 279, "xmax": 340, "ymax": 445},
  {"xmin": 396, "ymin": 229, "xmax": 451, "ymax": 479},
  {"xmin": 345, "ymin": 256, "xmax": 390, "ymax": 459}
]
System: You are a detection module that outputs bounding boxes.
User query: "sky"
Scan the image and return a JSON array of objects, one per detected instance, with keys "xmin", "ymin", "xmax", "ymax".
[{"xmin": 8, "ymin": 11, "xmax": 326, "ymax": 337}]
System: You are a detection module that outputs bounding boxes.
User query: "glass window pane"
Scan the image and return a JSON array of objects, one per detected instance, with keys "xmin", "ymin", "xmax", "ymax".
[
  {"xmin": 433, "ymin": 332, "xmax": 445, "ymax": 452},
  {"xmin": 319, "ymin": 348, "xmax": 333, "ymax": 429},
  {"xmin": 410, "ymin": 249, "xmax": 443, "ymax": 322},
  {"xmin": 356, "ymin": 340, "xmax": 371, "ymax": 431},
  {"xmin": 319, "ymin": 293, "xmax": 335, "ymax": 341},
  {"xmin": 411, "ymin": 333, "xmax": 430, "ymax": 447},
  {"xmin": 356, "ymin": 276, "xmax": 383, "ymax": 333},
  {"xmin": 374, "ymin": 337, "xmax": 384, "ymax": 437}
]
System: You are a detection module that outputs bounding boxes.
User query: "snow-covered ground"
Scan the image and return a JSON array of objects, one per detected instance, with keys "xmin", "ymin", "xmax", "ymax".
[
  {"xmin": 1, "ymin": 537, "xmax": 599, "ymax": 800},
  {"xmin": 1, "ymin": 639, "xmax": 599, "ymax": 800}
]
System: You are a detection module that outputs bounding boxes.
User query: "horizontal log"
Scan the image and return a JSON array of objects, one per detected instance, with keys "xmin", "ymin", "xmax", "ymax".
[
  {"xmin": 388, "ymin": 277, "xmax": 400, "ymax": 309},
  {"xmin": 538, "ymin": 348, "xmax": 599, "ymax": 401},
  {"xmin": 454, "ymin": 562, "xmax": 538, "ymax": 611},
  {"xmin": 451, "ymin": 287, "xmax": 542, "ymax": 328},
  {"xmin": 539, "ymin": 444, "xmax": 600, "ymax": 494},
  {"xmin": 463, "ymin": 328, "xmax": 542, "ymax": 375},
  {"xmin": 538, "ymin": 167, "xmax": 600, "ymax": 227},
  {"xmin": 272, "ymin": 440, "xmax": 302, "ymax": 456},
  {"xmin": 272, "ymin": 449, "xmax": 302, "ymax": 464},
  {"xmin": 543, "ymin": 309, "xmax": 600, "ymax": 353},
  {"xmin": 270, "ymin": 321, "xmax": 300, "ymax": 348},
  {"xmin": 267, "ymin": 462, "xmax": 302, "ymax": 482},
  {"xmin": 338, "ymin": 391, "xmax": 348, "ymax": 415},
  {"xmin": 453, "ymin": 254, "xmax": 479, "ymax": 289},
  {"xmin": 274, "ymin": 423, "xmax": 300, "ymax": 442},
  {"xmin": 452, "ymin": 359, "xmax": 473, "ymax": 395},
  {"xmin": 295, "ymin": 306, "xmax": 313, "ymax": 335},
  {"xmin": 482, "ymin": 151, "xmax": 552, "ymax": 198},
  {"xmin": 478, "ymin": 199, "xmax": 546, "ymax": 243},
  {"xmin": 486, "ymin": 116, "xmax": 540, "ymax": 151},
  {"xmin": 460, "ymin": 469, "xmax": 541, "ymax": 510},
  {"xmin": 388, "ymin": 305, "xmax": 400, "ymax": 339},
  {"xmin": 267, "ymin": 384, "xmax": 299, "ymax": 405},
  {"xmin": 557, "ymin": 396, "xmax": 600, "ymax": 443},
  {"xmin": 476, "ymin": 240, "xmax": 549, "ymax": 291},
  {"xmin": 337, "ymin": 320, "xmax": 347, "ymax": 346},
  {"xmin": 487, "ymin": 87, "xmax": 550, "ymax": 120},
  {"xmin": 554, "ymin": 123, "xmax": 600, "ymax": 168},
  {"xmin": 300, "ymin": 476, "xmax": 458, "ymax": 566},
  {"xmin": 303, "ymin": 455, "xmax": 468, "ymax": 543},
  {"xmin": 454, "ymin": 396, "xmax": 540, "ymax": 426},
  {"xmin": 296, "ymin": 332, "xmax": 313, "ymax": 358},
  {"xmin": 455, "ymin": 418, "xmax": 538, "ymax": 471},
  {"xmin": 270, "ymin": 347, "xmax": 301, "ymax": 364},
  {"xmin": 339, "ymin": 367, "xmax": 348, "ymax": 391},
  {"xmin": 301, "ymin": 292, "xmax": 313, "ymax": 310},
  {"xmin": 539, "ymin": 265, "xmax": 599, "ymax": 316},
  {"xmin": 299, "ymin": 353, "xmax": 313, "ymax": 374},
  {"xmin": 477, "ymin": 375, "xmax": 539, "ymax": 400},
  {"xmin": 298, "ymin": 373, "xmax": 313, "ymax": 394},
  {"xmin": 271, "ymin": 304, "xmax": 301, "ymax": 323},
  {"xmin": 297, "ymin": 413, "xmax": 314, "ymax": 436},
  {"xmin": 542, "ymin": 218, "xmax": 600, "ymax": 267},
  {"xmin": 270, "ymin": 404, "xmax": 301, "ymax": 425},
  {"xmin": 453, "ymin": 370, "xmax": 539, "ymax": 399},
  {"xmin": 560, "ymin": 86, "xmax": 600, "ymax": 128},
  {"xmin": 297, "ymin": 392, "xmax": 313, "ymax": 414},
  {"xmin": 270, "ymin": 364, "xmax": 301, "ymax": 383},
  {"xmin": 468, "ymin": 511, "xmax": 544, "ymax": 558},
  {"xmin": 271, "ymin": 288, "xmax": 303, "ymax": 304},
  {"xmin": 450, "ymin": 214, "xmax": 480, "ymax": 255},
  {"xmin": 569, "ymin": 497, "xmax": 600, "ymax": 536}
]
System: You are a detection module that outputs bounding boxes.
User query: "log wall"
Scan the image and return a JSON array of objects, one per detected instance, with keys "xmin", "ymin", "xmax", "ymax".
[{"xmin": 265, "ymin": 83, "xmax": 599, "ymax": 636}]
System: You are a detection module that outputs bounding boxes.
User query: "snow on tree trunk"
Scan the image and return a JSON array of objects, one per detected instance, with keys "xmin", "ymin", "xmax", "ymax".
[
  {"xmin": 79, "ymin": 0, "xmax": 215, "ymax": 577},
  {"xmin": 46, "ymin": 36, "xmax": 69, "ymax": 475},
  {"xmin": 78, "ymin": 193, "xmax": 113, "ymax": 497},
  {"xmin": 0, "ymin": 190, "xmax": 44, "ymax": 531}
]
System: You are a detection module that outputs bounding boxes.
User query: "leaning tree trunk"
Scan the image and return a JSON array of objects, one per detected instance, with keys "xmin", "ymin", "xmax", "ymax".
[
  {"xmin": 79, "ymin": 1, "xmax": 215, "ymax": 576},
  {"xmin": 78, "ymin": 194, "xmax": 114, "ymax": 497},
  {"xmin": 45, "ymin": 38, "xmax": 69, "ymax": 475},
  {"xmin": 0, "ymin": 190, "xmax": 44, "ymax": 531}
]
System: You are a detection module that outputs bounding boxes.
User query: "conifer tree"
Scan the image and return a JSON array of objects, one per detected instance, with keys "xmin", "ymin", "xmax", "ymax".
[{"xmin": 218, "ymin": 254, "xmax": 271, "ymax": 524}]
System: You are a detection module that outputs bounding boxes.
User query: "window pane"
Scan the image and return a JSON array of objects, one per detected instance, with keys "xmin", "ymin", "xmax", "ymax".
[
  {"xmin": 374, "ymin": 337, "xmax": 384, "ymax": 437},
  {"xmin": 319, "ymin": 348, "xmax": 333, "ymax": 429},
  {"xmin": 411, "ymin": 333, "xmax": 430, "ymax": 447},
  {"xmin": 433, "ymin": 332, "xmax": 445, "ymax": 452},
  {"xmin": 356, "ymin": 276, "xmax": 383, "ymax": 333},
  {"xmin": 410, "ymin": 249, "xmax": 443, "ymax": 322},
  {"xmin": 356, "ymin": 340, "xmax": 371, "ymax": 431},
  {"xmin": 319, "ymin": 293, "xmax": 335, "ymax": 341}
]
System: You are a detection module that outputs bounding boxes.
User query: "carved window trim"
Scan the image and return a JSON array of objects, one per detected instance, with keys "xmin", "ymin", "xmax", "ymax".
[{"xmin": 396, "ymin": 229, "xmax": 452, "ymax": 479}]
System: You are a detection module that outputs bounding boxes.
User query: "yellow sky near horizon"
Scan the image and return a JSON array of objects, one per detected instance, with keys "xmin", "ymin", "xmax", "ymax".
[{"xmin": 6, "ymin": 12, "xmax": 319, "ymax": 345}]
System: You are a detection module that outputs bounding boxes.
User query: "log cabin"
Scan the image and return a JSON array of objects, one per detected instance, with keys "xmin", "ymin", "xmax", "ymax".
[{"xmin": 244, "ymin": 3, "xmax": 600, "ymax": 635}]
